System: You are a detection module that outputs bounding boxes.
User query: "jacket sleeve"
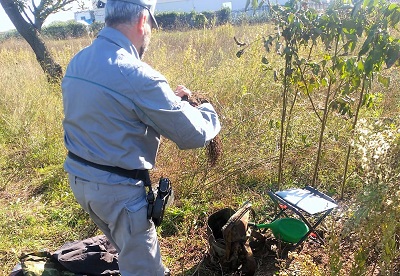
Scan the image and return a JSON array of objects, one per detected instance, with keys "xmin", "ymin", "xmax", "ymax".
[{"xmin": 126, "ymin": 67, "xmax": 221, "ymax": 150}]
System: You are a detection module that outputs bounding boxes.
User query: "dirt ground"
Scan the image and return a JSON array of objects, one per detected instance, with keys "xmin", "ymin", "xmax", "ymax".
[
  {"xmin": 160, "ymin": 207, "xmax": 399, "ymax": 276},
  {"xmin": 161, "ymin": 225, "xmax": 332, "ymax": 276}
]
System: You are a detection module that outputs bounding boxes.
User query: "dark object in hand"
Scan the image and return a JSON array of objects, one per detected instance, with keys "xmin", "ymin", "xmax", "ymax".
[
  {"xmin": 182, "ymin": 93, "xmax": 222, "ymax": 167},
  {"xmin": 181, "ymin": 95, "xmax": 209, "ymax": 106}
]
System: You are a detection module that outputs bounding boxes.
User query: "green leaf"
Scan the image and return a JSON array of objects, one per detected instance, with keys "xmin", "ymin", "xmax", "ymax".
[
  {"xmin": 389, "ymin": 12, "xmax": 400, "ymax": 28},
  {"xmin": 252, "ymin": 0, "xmax": 259, "ymax": 10},
  {"xmin": 351, "ymin": 1, "xmax": 363, "ymax": 17},
  {"xmin": 388, "ymin": 3, "xmax": 399, "ymax": 11},
  {"xmin": 236, "ymin": 49, "xmax": 245, "ymax": 58},
  {"xmin": 363, "ymin": 93, "xmax": 375, "ymax": 108},
  {"xmin": 385, "ymin": 44, "xmax": 400, "ymax": 69},
  {"xmin": 378, "ymin": 75, "xmax": 390, "ymax": 88},
  {"xmin": 321, "ymin": 77, "xmax": 329, "ymax": 87},
  {"xmin": 288, "ymin": 13, "xmax": 295, "ymax": 24},
  {"xmin": 269, "ymin": 119, "xmax": 274, "ymax": 129},
  {"xmin": 364, "ymin": 57, "xmax": 373, "ymax": 75},
  {"xmin": 264, "ymin": 35, "xmax": 274, "ymax": 52},
  {"xmin": 358, "ymin": 32, "xmax": 374, "ymax": 58},
  {"xmin": 357, "ymin": 60, "xmax": 364, "ymax": 71},
  {"xmin": 323, "ymin": 54, "xmax": 331, "ymax": 61},
  {"xmin": 310, "ymin": 63, "xmax": 321, "ymax": 75}
]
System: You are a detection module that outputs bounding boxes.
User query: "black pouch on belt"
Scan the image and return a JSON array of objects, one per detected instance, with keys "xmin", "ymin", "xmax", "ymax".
[{"xmin": 147, "ymin": 177, "xmax": 172, "ymax": 227}]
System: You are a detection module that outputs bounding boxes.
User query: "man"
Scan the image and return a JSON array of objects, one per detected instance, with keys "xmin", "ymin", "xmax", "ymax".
[{"xmin": 61, "ymin": 0, "xmax": 221, "ymax": 275}]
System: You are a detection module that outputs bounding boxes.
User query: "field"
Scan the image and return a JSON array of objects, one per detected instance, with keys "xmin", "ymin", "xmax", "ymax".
[{"xmin": 0, "ymin": 23, "xmax": 399, "ymax": 275}]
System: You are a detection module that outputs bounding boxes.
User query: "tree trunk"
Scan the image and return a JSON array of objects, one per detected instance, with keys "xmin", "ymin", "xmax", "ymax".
[{"xmin": 1, "ymin": 0, "xmax": 63, "ymax": 83}]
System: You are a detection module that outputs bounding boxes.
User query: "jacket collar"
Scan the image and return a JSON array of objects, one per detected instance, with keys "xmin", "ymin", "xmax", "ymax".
[{"xmin": 97, "ymin": 27, "xmax": 140, "ymax": 59}]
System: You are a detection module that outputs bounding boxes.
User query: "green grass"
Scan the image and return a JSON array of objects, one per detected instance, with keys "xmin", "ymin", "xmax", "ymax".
[{"xmin": 0, "ymin": 24, "xmax": 399, "ymax": 275}]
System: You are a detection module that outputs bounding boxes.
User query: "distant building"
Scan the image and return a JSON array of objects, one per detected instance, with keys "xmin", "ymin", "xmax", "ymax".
[{"xmin": 74, "ymin": 10, "xmax": 94, "ymax": 24}]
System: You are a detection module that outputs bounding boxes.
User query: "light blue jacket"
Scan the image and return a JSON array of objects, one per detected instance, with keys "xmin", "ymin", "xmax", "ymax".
[{"xmin": 62, "ymin": 27, "xmax": 221, "ymax": 184}]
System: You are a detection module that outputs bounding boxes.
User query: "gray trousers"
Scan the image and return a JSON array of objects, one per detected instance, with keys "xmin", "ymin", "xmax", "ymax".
[{"xmin": 68, "ymin": 174, "xmax": 166, "ymax": 276}]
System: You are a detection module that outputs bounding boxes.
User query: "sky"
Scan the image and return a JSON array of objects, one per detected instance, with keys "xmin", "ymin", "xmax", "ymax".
[
  {"xmin": 0, "ymin": 1, "xmax": 90, "ymax": 32},
  {"xmin": 0, "ymin": 8, "xmax": 76, "ymax": 32}
]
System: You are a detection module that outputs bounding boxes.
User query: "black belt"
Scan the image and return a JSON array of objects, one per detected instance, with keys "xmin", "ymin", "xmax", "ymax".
[{"xmin": 67, "ymin": 151, "xmax": 150, "ymax": 186}]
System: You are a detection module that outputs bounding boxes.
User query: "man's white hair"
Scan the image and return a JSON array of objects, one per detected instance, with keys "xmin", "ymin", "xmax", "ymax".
[{"xmin": 105, "ymin": 0, "xmax": 147, "ymax": 27}]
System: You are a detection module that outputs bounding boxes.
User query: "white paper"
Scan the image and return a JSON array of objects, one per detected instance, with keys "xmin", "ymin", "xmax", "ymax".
[{"xmin": 276, "ymin": 188, "xmax": 337, "ymax": 215}]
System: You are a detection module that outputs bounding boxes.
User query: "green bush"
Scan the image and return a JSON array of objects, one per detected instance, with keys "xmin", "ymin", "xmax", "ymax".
[
  {"xmin": 0, "ymin": 29, "xmax": 21, "ymax": 42},
  {"xmin": 0, "ymin": 20, "xmax": 94, "ymax": 42},
  {"xmin": 193, "ymin": 13, "xmax": 208, "ymax": 29},
  {"xmin": 42, "ymin": 20, "xmax": 90, "ymax": 39},
  {"xmin": 89, "ymin": 21, "xmax": 105, "ymax": 36},
  {"xmin": 216, "ymin": 7, "xmax": 231, "ymax": 25},
  {"xmin": 155, "ymin": 8, "xmax": 235, "ymax": 30},
  {"xmin": 155, "ymin": 11, "xmax": 191, "ymax": 30},
  {"xmin": 231, "ymin": 10, "xmax": 270, "ymax": 25}
]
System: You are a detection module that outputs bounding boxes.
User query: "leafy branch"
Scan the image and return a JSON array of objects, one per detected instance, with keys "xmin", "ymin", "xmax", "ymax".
[{"xmin": 236, "ymin": 0, "xmax": 400, "ymax": 194}]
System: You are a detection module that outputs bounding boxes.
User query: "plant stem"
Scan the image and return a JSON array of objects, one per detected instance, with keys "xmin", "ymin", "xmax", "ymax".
[
  {"xmin": 340, "ymin": 76, "xmax": 366, "ymax": 198},
  {"xmin": 277, "ymin": 54, "xmax": 291, "ymax": 190}
]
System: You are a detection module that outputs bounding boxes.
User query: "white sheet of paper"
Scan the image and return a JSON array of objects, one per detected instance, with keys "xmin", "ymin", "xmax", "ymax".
[{"xmin": 276, "ymin": 188, "xmax": 337, "ymax": 215}]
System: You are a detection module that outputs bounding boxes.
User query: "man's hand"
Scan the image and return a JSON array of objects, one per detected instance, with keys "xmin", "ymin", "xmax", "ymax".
[{"xmin": 174, "ymin": 85, "xmax": 192, "ymax": 98}]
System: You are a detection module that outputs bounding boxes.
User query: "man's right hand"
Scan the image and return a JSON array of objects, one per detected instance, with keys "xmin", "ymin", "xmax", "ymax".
[{"xmin": 174, "ymin": 85, "xmax": 192, "ymax": 98}]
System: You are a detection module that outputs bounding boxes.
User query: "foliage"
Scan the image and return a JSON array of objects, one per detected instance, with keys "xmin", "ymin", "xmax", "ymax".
[
  {"xmin": 235, "ymin": 0, "xmax": 400, "ymax": 193},
  {"xmin": 0, "ymin": 20, "xmax": 105, "ymax": 42},
  {"xmin": 42, "ymin": 20, "xmax": 90, "ymax": 40},
  {"xmin": 88, "ymin": 21, "xmax": 105, "ymax": 36},
  {"xmin": 0, "ymin": 29, "xmax": 21, "ymax": 41},
  {"xmin": 154, "ymin": 8, "xmax": 235, "ymax": 30},
  {"xmin": 339, "ymin": 119, "xmax": 400, "ymax": 275},
  {"xmin": 216, "ymin": 7, "xmax": 232, "ymax": 25},
  {"xmin": 245, "ymin": 0, "xmax": 266, "ymax": 14},
  {"xmin": 231, "ymin": 10, "xmax": 270, "ymax": 25}
]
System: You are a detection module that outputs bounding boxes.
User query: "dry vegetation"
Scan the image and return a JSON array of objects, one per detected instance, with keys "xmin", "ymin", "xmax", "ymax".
[{"xmin": 0, "ymin": 23, "xmax": 399, "ymax": 275}]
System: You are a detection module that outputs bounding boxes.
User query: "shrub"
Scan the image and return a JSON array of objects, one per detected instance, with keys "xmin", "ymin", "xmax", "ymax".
[
  {"xmin": 192, "ymin": 13, "xmax": 208, "ymax": 29},
  {"xmin": 155, "ymin": 8, "xmax": 236, "ymax": 30},
  {"xmin": 0, "ymin": 29, "xmax": 21, "ymax": 42},
  {"xmin": 216, "ymin": 7, "xmax": 232, "ymax": 25},
  {"xmin": 154, "ymin": 12, "xmax": 175, "ymax": 30},
  {"xmin": 42, "ymin": 20, "xmax": 90, "ymax": 39}
]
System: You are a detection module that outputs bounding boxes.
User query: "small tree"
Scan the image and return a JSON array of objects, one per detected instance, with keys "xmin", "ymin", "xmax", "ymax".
[
  {"xmin": 236, "ymin": 0, "xmax": 400, "ymax": 193},
  {"xmin": 0, "ymin": 0, "xmax": 79, "ymax": 82}
]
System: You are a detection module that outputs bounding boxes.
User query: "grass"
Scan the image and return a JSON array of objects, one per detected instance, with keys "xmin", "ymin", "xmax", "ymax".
[{"xmin": 0, "ymin": 23, "xmax": 399, "ymax": 275}]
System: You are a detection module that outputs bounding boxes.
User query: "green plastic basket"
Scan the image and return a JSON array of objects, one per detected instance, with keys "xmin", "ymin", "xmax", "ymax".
[{"xmin": 256, "ymin": 217, "xmax": 309, "ymax": 243}]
